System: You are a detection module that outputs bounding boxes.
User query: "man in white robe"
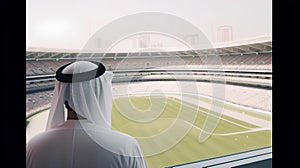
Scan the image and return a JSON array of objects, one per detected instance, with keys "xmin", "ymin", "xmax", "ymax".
[{"xmin": 26, "ymin": 61, "xmax": 148, "ymax": 168}]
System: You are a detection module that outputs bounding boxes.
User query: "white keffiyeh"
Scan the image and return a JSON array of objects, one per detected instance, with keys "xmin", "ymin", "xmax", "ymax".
[{"xmin": 46, "ymin": 61, "xmax": 113, "ymax": 130}]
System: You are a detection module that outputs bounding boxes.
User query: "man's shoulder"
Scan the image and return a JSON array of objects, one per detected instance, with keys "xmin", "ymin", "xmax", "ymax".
[
  {"xmin": 110, "ymin": 129, "xmax": 138, "ymax": 143},
  {"xmin": 83, "ymin": 127, "xmax": 140, "ymax": 149},
  {"xmin": 93, "ymin": 128, "xmax": 138, "ymax": 143},
  {"xmin": 81, "ymin": 123, "xmax": 138, "ymax": 143},
  {"xmin": 27, "ymin": 128, "xmax": 72, "ymax": 146}
]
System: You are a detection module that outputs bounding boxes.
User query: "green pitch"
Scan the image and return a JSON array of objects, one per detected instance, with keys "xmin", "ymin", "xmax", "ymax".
[{"xmin": 112, "ymin": 96, "xmax": 272, "ymax": 168}]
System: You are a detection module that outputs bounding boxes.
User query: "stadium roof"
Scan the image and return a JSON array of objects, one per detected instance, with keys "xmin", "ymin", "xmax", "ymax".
[{"xmin": 26, "ymin": 37, "xmax": 272, "ymax": 60}]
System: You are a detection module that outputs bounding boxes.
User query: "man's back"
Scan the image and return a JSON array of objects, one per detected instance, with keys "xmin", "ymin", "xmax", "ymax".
[{"xmin": 26, "ymin": 120, "xmax": 147, "ymax": 168}]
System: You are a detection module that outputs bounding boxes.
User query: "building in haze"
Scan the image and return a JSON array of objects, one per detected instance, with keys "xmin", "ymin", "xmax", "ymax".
[{"xmin": 217, "ymin": 25, "xmax": 233, "ymax": 42}]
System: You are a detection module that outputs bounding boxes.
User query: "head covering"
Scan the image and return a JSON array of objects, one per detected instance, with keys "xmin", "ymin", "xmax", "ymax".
[{"xmin": 46, "ymin": 61, "xmax": 113, "ymax": 130}]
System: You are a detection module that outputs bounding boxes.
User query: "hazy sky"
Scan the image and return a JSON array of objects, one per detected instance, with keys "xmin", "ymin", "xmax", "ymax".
[{"xmin": 27, "ymin": 0, "xmax": 272, "ymax": 50}]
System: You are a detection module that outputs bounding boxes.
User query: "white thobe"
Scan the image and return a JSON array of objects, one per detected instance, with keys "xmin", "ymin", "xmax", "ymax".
[{"xmin": 26, "ymin": 120, "xmax": 148, "ymax": 168}]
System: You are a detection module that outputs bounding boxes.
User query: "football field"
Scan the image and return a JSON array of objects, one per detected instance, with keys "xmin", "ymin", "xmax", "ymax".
[
  {"xmin": 112, "ymin": 96, "xmax": 272, "ymax": 168},
  {"xmin": 26, "ymin": 95, "xmax": 272, "ymax": 168}
]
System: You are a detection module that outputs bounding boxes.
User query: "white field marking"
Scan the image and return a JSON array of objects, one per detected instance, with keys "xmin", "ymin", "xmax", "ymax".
[
  {"xmin": 182, "ymin": 92, "xmax": 271, "ymax": 115},
  {"xmin": 169, "ymin": 97, "xmax": 257, "ymax": 130},
  {"xmin": 183, "ymin": 120, "xmax": 270, "ymax": 136},
  {"xmin": 166, "ymin": 92, "xmax": 272, "ymax": 129},
  {"xmin": 159, "ymin": 91, "xmax": 271, "ymax": 116}
]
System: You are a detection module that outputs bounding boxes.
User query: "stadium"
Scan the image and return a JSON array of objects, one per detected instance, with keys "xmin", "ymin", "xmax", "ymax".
[{"xmin": 26, "ymin": 34, "xmax": 272, "ymax": 167}]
